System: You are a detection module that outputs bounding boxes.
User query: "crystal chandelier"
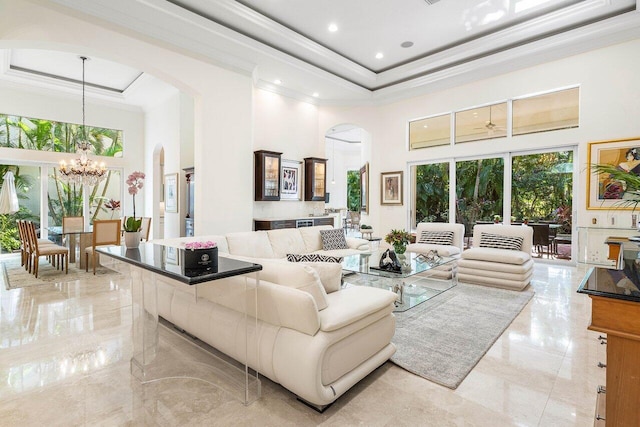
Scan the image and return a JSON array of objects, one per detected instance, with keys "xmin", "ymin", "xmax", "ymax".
[{"xmin": 59, "ymin": 56, "xmax": 106, "ymax": 186}]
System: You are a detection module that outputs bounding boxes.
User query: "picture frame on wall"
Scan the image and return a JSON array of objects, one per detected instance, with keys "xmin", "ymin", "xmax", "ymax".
[
  {"xmin": 587, "ymin": 137, "xmax": 640, "ymax": 210},
  {"xmin": 164, "ymin": 173, "xmax": 178, "ymax": 213},
  {"xmin": 281, "ymin": 159, "xmax": 302, "ymax": 200},
  {"xmin": 381, "ymin": 171, "xmax": 403, "ymax": 205},
  {"xmin": 360, "ymin": 162, "xmax": 369, "ymax": 214}
]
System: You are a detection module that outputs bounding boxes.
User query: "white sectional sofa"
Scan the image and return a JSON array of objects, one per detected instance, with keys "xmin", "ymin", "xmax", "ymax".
[{"xmin": 151, "ymin": 226, "xmax": 397, "ymax": 408}]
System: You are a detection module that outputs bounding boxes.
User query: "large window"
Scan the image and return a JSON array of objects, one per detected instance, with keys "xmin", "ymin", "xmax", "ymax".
[
  {"xmin": 455, "ymin": 158, "xmax": 504, "ymax": 228},
  {"xmin": 455, "ymin": 102, "xmax": 507, "ymax": 143},
  {"xmin": 512, "ymin": 87, "xmax": 579, "ymax": 135},
  {"xmin": 0, "ymin": 113, "xmax": 123, "ymax": 157},
  {"xmin": 412, "ymin": 162, "xmax": 449, "ymax": 227},
  {"xmin": 409, "ymin": 113, "xmax": 451, "ymax": 150},
  {"xmin": 0, "ymin": 165, "xmax": 41, "ymax": 252}
]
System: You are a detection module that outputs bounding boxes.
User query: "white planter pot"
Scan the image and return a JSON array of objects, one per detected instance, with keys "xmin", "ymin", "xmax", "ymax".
[{"xmin": 124, "ymin": 231, "xmax": 141, "ymax": 249}]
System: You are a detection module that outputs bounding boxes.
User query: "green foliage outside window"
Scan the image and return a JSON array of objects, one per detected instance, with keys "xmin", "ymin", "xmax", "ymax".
[{"xmin": 347, "ymin": 170, "xmax": 361, "ymax": 212}]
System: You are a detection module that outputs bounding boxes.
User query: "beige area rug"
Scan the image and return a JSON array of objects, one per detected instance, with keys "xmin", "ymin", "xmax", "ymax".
[{"xmin": 1, "ymin": 257, "xmax": 119, "ymax": 289}]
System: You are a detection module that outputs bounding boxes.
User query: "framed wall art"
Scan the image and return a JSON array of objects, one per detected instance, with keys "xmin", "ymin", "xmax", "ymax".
[
  {"xmin": 164, "ymin": 173, "xmax": 178, "ymax": 213},
  {"xmin": 587, "ymin": 137, "xmax": 640, "ymax": 210},
  {"xmin": 360, "ymin": 162, "xmax": 369, "ymax": 214},
  {"xmin": 381, "ymin": 171, "xmax": 403, "ymax": 205},
  {"xmin": 281, "ymin": 159, "xmax": 302, "ymax": 200}
]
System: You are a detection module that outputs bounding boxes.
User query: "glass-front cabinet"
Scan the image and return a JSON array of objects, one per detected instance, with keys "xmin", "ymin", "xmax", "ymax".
[
  {"xmin": 304, "ymin": 157, "xmax": 327, "ymax": 201},
  {"xmin": 254, "ymin": 150, "xmax": 282, "ymax": 201}
]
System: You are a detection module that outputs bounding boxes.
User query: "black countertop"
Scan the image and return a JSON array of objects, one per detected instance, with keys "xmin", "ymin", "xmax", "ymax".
[
  {"xmin": 97, "ymin": 243, "xmax": 262, "ymax": 285},
  {"xmin": 578, "ymin": 243, "xmax": 640, "ymax": 302}
]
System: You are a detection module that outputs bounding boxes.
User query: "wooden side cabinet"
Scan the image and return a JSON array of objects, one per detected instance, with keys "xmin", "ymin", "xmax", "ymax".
[
  {"xmin": 589, "ymin": 296, "xmax": 640, "ymax": 427},
  {"xmin": 304, "ymin": 157, "xmax": 327, "ymax": 201},
  {"xmin": 255, "ymin": 150, "xmax": 282, "ymax": 201}
]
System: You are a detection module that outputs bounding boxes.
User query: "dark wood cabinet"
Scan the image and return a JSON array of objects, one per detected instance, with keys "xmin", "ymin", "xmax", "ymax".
[
  {"xmin": 255, "ymin": 150, "xmax": 282, "ymax": 201},
  {"xmin": 304, "ymin": 157, "xmax": 327, "ymax": 201},
  {"xmin": 184, "ymin": 167, "xmax": 194, "ymax": 236}
]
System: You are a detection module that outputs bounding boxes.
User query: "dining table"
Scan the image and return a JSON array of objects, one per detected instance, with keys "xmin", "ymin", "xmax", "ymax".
[{"xmin": 48, "ymin": 225, "xmax": 93, "ymax": 269}]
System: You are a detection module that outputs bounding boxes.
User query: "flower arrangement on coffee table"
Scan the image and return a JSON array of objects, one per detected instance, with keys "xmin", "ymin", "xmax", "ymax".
[{"xmin": 384, "ymin": 229, "xmax": 411, "ymax": 254}]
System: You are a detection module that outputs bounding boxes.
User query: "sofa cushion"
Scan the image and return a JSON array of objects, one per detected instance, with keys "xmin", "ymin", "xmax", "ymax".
[
  {"xmin": 418, "ymin": 230, "xmax": 454, "ymax": 245},
  {"xmin": 458, "ymin": 258, "xmax": 534, "ymax": 274},
  {"xmin": 286, "ymin": 253, "xmax": 343, "ymax": 263},
  {"xmin": 299, "ymin": 225, "xmax": 333, "ymax": 252},
  {"xmin": 225, "ymin": 231, "xmax": 275, "ymax": 258},
  {"xmin": 299, "ymin": 262, "xmax": 343, "ymax": 294},
  {"xmin": 479, "ymin": 232, "xmax": 524, "ymax": 251},
  {"xmin": 461, "ymin": 247, "xmax": 531, "ymax": 265},
  {"xmin": 320, "ymin": 228, "xmax": 349, "ymax": 250},
  {"xmin": 267, "ymin": 228, "xmax": 308, "ymax": 258},
  {"xmin": 256, "ymin": 259, "xmax": 329, "ymax": 310}
]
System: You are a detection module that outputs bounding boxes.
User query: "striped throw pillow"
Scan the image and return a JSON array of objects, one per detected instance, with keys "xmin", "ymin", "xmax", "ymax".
[
  {"xmin": 286, "ymin": 253, "xmax": 343, "ymax": 263},
  {"xmin": 418, "ymin": 230, "xmax": 454, "ymax": 245},
  {"xmin": 479, "ymin": 233, "xmax": 523, "ymax": 251}
]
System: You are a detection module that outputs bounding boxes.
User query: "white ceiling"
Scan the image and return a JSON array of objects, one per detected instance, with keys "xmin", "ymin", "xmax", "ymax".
[{"xmin": 6, "ymin": 0, "xmax": 640, "ymax": 105}]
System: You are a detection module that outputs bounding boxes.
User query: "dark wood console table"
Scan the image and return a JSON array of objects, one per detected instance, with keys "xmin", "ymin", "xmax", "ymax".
[{"xmin": 578, "ymin": 252, "xmax": 640, "ymax": 426}]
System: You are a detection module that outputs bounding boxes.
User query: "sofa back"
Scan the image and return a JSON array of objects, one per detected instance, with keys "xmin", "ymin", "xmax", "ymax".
[
  {"xmin": 415, "ymin": 222, "xmax": 465, "ymax": 250},
  {"xmin": 472, "ymin": 224, "xmax": 533, "ymax": 253},
  {"xmin": 225, "ymin": 231, "xmax": 276, "ymax": 258}
]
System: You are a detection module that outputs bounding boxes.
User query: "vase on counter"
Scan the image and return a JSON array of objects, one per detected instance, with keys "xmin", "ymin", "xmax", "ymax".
[{"xmin": 124, "ymin": 231, "xmax": 141, "ymax": 249}]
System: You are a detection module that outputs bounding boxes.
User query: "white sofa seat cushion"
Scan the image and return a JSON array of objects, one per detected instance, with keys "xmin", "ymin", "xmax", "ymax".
[
  {"xmin": 406, "ymin": 243, "xmax": 461, "ymax": 257},
  {"xmin": 226, "ymin": 231, "xmax": 276, "ymax": 258},
  {"xmin": 312, "ymin": 248, "xmax": 365, "ymax": 258},
  {"xmin": 458, "ymin": 265, "xmax": 532, "ymax": 282},
  {"xmin": 458, "ymin": 258, "xmax": 534, "ymax": 274},
  {"xmin": 320, "ymin": 287, "xmax": 396, "ymax": 332},
  {"xmin": 461, "ymin": 247, "xmax": 531, "ymax": 265},
  {"xmin": 267, "ymin": 228, "xmax": 308, "ymax": 258}
]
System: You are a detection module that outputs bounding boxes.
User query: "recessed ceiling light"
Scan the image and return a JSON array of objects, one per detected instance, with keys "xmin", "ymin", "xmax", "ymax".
[
  {"xmin": 401, "ymin": 41, "xmax": 414, "ymax": 48},
  {"xmin": 328, "ymin": 23, "xmax": 338, "ymax": 32},
  {"xmin": 274, "ymin": 79, "xmax": 282, "ymax": 85},
  {"xmin": 423, "ymin": 125, "xmax": 428, "ymax": 128},
  {"xmin": 375, "ymin": 52, "xmax": 384, "ymax": 59},
  {"xmin": 312, "ymin": 92, "xmax": 319, "ymax": 97}
]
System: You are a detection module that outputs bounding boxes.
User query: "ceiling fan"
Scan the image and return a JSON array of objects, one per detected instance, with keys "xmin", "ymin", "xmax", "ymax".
[{"xmin": 474, "ymin": 105, "xmax": 505, "ymax": 133}]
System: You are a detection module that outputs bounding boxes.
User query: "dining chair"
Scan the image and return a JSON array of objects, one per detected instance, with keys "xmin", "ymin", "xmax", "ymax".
[
  {"xmin": 85, "ymin": 219, "xmax": 121, "ymax": 274},
  {"xmin": 19, "ymin": 220, "xmax": 59, "ymax": 273},
  {"xmin": 25, "ymin": 221, "xmax": 68, "ymax": 278},
  {"xmin": 62, "ymin": 216, "xmax": 84, "ymax": 233},
  {"xmin": 140, "ymin": 217, "xmax": 152, "ymax": 241}
]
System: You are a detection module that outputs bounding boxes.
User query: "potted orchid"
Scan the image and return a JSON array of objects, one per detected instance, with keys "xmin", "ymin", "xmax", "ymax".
[{"xmin": 124, "ymin": 171, "xmax": 145, "ymax": 248}]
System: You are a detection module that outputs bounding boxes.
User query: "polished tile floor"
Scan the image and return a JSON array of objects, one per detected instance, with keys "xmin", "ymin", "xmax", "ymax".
[{"xmin": 0, "ymin": 253, "xmax": 604, "ymax": 426}]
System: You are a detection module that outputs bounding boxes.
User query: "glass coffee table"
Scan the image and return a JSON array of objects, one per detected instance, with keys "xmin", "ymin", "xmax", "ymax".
[{"xmin": 341, "ymin": 250, "xmax": 457, "ymax": 312}]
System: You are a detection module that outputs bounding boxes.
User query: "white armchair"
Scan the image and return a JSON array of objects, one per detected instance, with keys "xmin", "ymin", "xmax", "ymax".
[
  {"xmin": 458, "ymin": 224, "xmax": 534, "ymax": 291},
  {"xmin": 406, "ymin": 222, "xmax": 465, "ymax": 279}
]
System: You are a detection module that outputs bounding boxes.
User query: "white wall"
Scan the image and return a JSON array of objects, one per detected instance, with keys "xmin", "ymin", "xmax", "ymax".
[
  {"xmin": 252, "ymin": 89, "xmax": 325, "ymax": 220},
  {"xmin": 320, "ymin": 39, "xmax": 640, "ymax": 240},
  {"xmin": 144, "ymin": 89, "xmax": 185, "ymax": 239}
]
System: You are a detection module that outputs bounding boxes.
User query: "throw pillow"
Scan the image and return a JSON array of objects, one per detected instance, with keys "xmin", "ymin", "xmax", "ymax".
[
  {"xmin": 418, "ymin": 230, "xmax": 454, "ymax": 245},
  {"xmin": 319, "ymin": 229, "xmax": 349, "ymax": 251},
  {"xmin": 287, "ymin": 253, "xmax": 344, "ymax": 263},
  {"xmin": 479, "ymin": 232, "xmax": 524, "ymax": 251}
]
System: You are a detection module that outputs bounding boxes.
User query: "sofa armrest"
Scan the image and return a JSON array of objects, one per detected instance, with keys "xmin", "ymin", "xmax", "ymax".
[
  {"xmin": 320, "ymin": 287, "xmax": 396, "ymax": 332},
  {"xmin": 346, "ymin": 237, "xmax": 370, "ymax": 251}
]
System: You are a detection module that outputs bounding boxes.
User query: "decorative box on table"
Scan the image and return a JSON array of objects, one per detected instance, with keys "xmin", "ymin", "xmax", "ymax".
[{"xmin": 180, "ymin": 241, "xmax": 218, "ymax": 275}]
